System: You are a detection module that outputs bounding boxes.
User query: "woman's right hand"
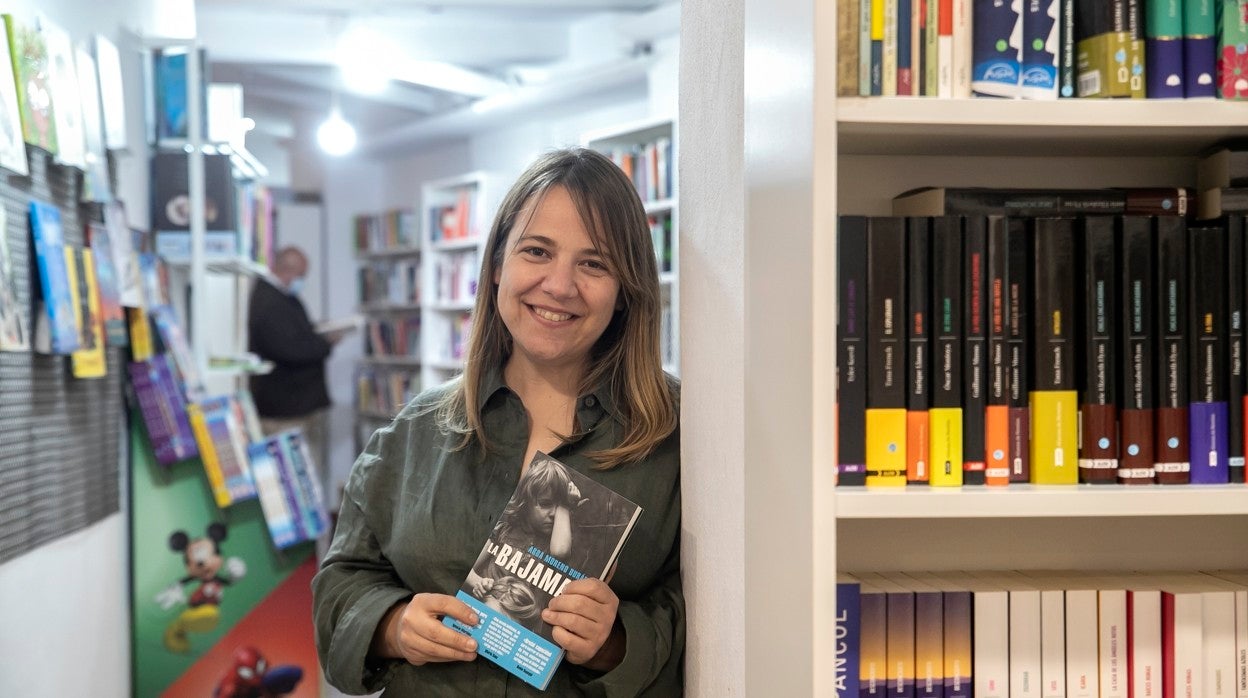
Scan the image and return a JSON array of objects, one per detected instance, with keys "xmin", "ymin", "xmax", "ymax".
[{"xmin": 375, "ymin": 593, "xmax": 481, "ymax": 665}]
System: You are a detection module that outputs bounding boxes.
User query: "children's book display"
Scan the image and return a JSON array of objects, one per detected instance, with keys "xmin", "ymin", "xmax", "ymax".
[
  {"xmin": 5, "ymin": 13, "xmax": 58, "ymax": 154},
  {"xmin": 29, "ymin": 199, "xmax": 79, "ymax": 354},
  {"xmin": 444, "ymin": 451, "xmax": 642, "ymax": 690},
  {"xmin": 247, "ymin": 430, "xmax": 329, "ymax": 550},
  {"xmin": 187, "ymin": 395, "xmax": 257, "ymax": 508}
]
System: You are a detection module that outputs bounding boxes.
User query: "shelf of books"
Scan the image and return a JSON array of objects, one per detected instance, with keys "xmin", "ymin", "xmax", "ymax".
[
  {"xmin": 353, "ymin": 208, "xmax": 422, "ymax": 429},
  {"xmin": 420, "ymin": 172, "xmax": 494, "ymax": 388},
  {"xmin": 583, "ymin": 117, "xmax": 679, "ymax": 374},
  {"xmin": 826, "ymin": 3, "xmax": 1248, "ymax": 694}
]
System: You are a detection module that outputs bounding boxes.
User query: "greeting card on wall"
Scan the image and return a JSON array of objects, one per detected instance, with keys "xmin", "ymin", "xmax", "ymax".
[
  {"xmin": 4, "ymin": 13, "xmax": 58, "ymax": 154},
  {"xmin": 0, "ymin": 21, "xmax": 28, "ymax": 175},
  {"xmin": 94, "ymin": 34, "xmax": 127, "ymax": 151},
  {"xmin": 38, "ymin": 17, "xmax": 85, "ymax": 169}
]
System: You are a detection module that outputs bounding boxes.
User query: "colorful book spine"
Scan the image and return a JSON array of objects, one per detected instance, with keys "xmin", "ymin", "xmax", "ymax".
[
  {"xmin": 1146, "ymin": 0, "xmax": 1186, "ymax": 97},
  {"xmin": 1078, "ymin": 216, "xmax": 1119, "ymax": 482},
  {"xmin": 1155, "ymin": 216, "xmax": 1191, "ymax": 484},
  {"xmin": 925, "ymin": 0, "xmax": 940, "ymax": 95},
  {"xmin": 1185, "ymin": 0, "xmax": 1218, "ymax": 98},
  {"xmin": 1217, "ymin": 0, "xmax": 1248, "ymax": 99},
  {"xmin": 836, "ymin": 581, "xmax": 862, "ymax": 697},
  {"xmin": 942, "ymin": 587, "xmax": 973, "ymax": 698},
  {"xmin": 903, "ymin": 577, "xmax": 946, "ymax": 698},
  {"xmin": 971, "ymin": 0, "xmax": 1022, "ymax": 97},
  {"xmin": 866, "ymin": 217, "xmax": 908, "ymax": 487},
  {"xmin": 1030, "ymin": 217, "xmax": 1078, "ymax": 484},
  {"xmin": 1227, "ymin": 215, "xmax": 1246, "ymax": 482},
  {"xmin": 28, "ymin": 200, "xmax": 79, "ymax": 355},
  {"xmin": 859, "ymin": 580, "xmax": 888, "ymax": 696},
  {"xmin": 907, "ymin": 217, "xmax": 932, "ymax": 483},
  {"xmin": 838, "ymin": 216, "xmax": 869, "ymax": 486},
  {"xmin": 872, "ymin": 0, "xmax": 886, "ymax": 94},
  {"xmin": 930, "ymin": 216, "xmax": 964, "ymax": 486},
  {"xmin": 884, "ymin": 0, "xmax": 899, "ymax": 95},
  {"xmin": 1006, "ymin": 218, "xmax": 1031, "ymax": 483},
  {"xmin": 1020, "ymin": 0, "xmax": 1060, "ymax": 99},
  {"xmin": 1128, "ymin": 0, "xmax": 1148, "ymax": 98},
  {"xmin": 962, "ymin": 216, "xmax": 988, "ymax": 485},
  {"xmin": 938, "ymin": 0, "xmax": 955, "ymax": 97},
  {"xmin": 1075, "ymin": 0, "xmax": 1135, "ymax": 97},
  {"xmin": 187, "ymin": 400, "xmax": 232, "ymax": 508},
  {"xmin": 246, "ymin": 440, "xmax": 301, "ymax": 549},
  {"xmin": 985, "ymin": 216, "xmax": 1011, "ymax": 486},
  {"xmin": 1118, "ymin": 216, "xmax": 1157, "ymax": 484},
  {"xmin": 1187, "ymin": 224, "xmax": 1229, "ymax": 483},
  {"xmin": 897, "ymin": 0, "xmax": 914, "ymax": 94}
]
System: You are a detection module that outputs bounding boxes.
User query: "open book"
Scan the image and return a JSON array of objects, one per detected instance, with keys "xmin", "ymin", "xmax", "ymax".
[
  {"xmin": 443, "ymin": 451, "xmax": 642, "ymax": 690},
  {"xmin": 314, "ymin": 313, "xmax": 364, "ymax": 336}
]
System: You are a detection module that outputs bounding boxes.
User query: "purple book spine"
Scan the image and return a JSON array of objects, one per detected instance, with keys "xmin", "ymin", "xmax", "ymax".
[{"xmin": 1188, "ymin": 401, "xmax": 1229, "ymax": 483}]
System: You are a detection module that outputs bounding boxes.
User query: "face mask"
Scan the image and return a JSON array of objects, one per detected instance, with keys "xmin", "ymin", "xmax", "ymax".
[{"xmin": 287, "ymin": 277, "xmax": 306, "ymax": 296}]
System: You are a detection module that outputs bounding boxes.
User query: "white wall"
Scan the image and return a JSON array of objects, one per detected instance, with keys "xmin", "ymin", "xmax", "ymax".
[{"xmin": 1, "ymin": 6, "xmax": 195, "ymax": 698}]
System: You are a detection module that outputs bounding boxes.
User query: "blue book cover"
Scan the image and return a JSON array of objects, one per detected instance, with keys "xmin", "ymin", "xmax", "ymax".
[
  {"xmin": 972, "ymin": 0, "xmax": 1022, "ymax": 97},
  {"xmin": 246, "ymin": 440, "xmax": 301, "ymax": 550},
  {"xmin": 1184, "ymin": 0, "xmax": 1218, "ymax": 97},
  {"xmin": 128, "ymin": 355, "xmax": 199, "ymax": 466},
  {"xmin": 264, "ymin": 436, "xmax": 310, "ymax": 543},
  {"xmin": 1020, "ymin": 0, "xmax": 1060, "ymax": 98},
  {"xmin": 276, "ymin": 430, "xmax": 328, "ymax": 540},
  {"xmin": 28, "ymin": 200, "xmax": 79, "ymax": 354},
  {"xmin": 836, "ymin": 582, "xmax": 862, "ymax": 697},
  {"xmin": 444, "ymin": 451, "xmax": 642, "ymax": 690},
  {"xmin": 897, "ymin": 0, "xmax": 914, "ymax": 94}
]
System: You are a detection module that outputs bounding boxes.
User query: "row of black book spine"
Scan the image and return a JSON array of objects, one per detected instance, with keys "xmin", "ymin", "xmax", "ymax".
[{"xmin": 836, "ymin": 213, "xmax": 1248, "ymax": 487}]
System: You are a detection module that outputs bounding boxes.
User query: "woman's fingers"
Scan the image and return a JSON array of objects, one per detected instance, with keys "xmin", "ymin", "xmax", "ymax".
[{"xmin": 396, "ymin": 593, "xmax": 481, "ymax": 665}]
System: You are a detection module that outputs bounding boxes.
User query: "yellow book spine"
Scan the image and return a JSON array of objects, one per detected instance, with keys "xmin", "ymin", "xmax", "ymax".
[
  {"xmin": 866, "ymin": 407, "xmax": 908, "ymax": 487},
  {"xmin": 188, "ymin": 405, "xmax": 230, "ymax": 507},
  {"xmin": 871, "ymin": 0, "xmax": 885, "ymax": 40},
  {"xmin": 1029, "ymin": 390, "xmax": 1079, "ymax": 484},
  {"xmin": 929, "ymin": 407, "xmax": 963, "ymax": 487},
  {"xmin": 71, "ymin": 249, "xmax": 107, "ymax": 378},
  {"xmin": 128, "ymin": 307, "xmax": 153, "ymax": 361}
]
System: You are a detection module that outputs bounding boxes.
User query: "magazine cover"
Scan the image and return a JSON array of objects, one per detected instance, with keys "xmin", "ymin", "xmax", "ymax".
[
  {"xmin": 0, "ymin": 206, "xmax": 29, "ymax": 350},
  {"xmin": 443, "ymin": 451, "xmax": 642, "ymax": 690},
  {"xmin": 5, "ymin": 13, "xmax": 58, "ymax": 154},
  {"xmin": 0, "ymin": 19, "xmax": 27, "ymax": 175},
  {"xmin": 39, "ymin": 17, "xmax": 85, "ymax": 169}
]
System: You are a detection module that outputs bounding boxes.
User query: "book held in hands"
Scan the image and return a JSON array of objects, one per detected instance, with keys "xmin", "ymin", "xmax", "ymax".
[{"xmin": 443, "ymin": 451, "xmax": 642, "ymax": 690}]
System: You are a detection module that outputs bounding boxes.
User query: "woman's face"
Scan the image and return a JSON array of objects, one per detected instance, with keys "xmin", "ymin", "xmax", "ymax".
[{"xmin": 494, "ymin": 185, "xmax": 621, "ymax": 375}]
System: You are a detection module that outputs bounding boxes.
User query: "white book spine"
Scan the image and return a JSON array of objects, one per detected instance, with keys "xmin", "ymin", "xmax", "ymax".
[
  {"xmin": 1011, "ymin": 589, "xmax": 1044, "ymax": 698},
  {"xmin": 1041, "ymin": 589, "xmax": 1068, "ymax": 698},
  {"xmin": 1235, "ymin": 589, "xmax": 1248, "ymax": 698},
  {"xmin": 1099, "ymin": 590, "xmax": 1129, "ymax": 698},
  {"xmin": 859, "ymin": 0, "xmax": 874, "ymax": 95},
  {"xmin": 1066, "ymin": 589, "xmax": 1099, "ymax": 698},
  {"xmin": 975, "ymin": 589, "xmax": 1011, "ymax": 698},
  {"xmin": 1170, "ymin": 592, "xmax": 1204, "ymax": 698},
  {"xmin": 883, "ymin": 0, "xmax": 898, "ymax": 95},
  {"xmin": 952, "ymin": 0, "xmax": 972, "ymax": 97},
  {"xmin": 1129, "ymin": 589, "xmax": 1163, "ymax": 698},
  {"xmin": 1205, "ymin": 591, "xmax": 1238, "ymax": 697}
]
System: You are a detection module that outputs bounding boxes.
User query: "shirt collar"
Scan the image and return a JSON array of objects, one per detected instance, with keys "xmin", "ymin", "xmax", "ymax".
[{"xmin": 476, "ymin": 362, "xmax": 616, "ymax": 421}]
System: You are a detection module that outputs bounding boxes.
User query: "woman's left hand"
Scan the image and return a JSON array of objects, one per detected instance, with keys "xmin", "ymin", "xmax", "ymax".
[{"xmin": 542, "ymin": 578, "xmax": 624, "ymax": 669}]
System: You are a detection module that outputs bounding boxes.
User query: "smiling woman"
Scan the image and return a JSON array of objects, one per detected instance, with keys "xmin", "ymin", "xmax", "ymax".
[{"xmin": 312, "ymin": 147, "xmax": 684, "ymax": 696}]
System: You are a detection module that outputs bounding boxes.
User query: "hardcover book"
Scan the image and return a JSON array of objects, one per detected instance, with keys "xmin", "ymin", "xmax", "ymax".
[
  {"xmin": 930, "ymin": 215, "xmax": 964, "ymax": 486},
  {"xmin": 1227, "ymin": 216, "xmax": 1246, "ymax": 482},
  {"xmin": 86, "ymin": 220, "xmax": 128, "ymax": 346},
  {"xmin": 836, "ymin": 578, "xmax": 863, "ymax": 697},
  {"xmin": 1020, "ymin": 0, "xmax": 1059, "ymax": 99},
  {"xmin": 1118, "ymin": 216, "xmax": 1157, "ymax": 484},
  {"xmin": 270, "ymin": 429, "xmax": 329, "ymax": 543},
  {"xmin": 69, "ymin": 247, "xmax": 107, "ymax": 379},
  {"xmin": 1075, "ymin": 0, "xmax": 1144, "ymax": 98},
  {"xmin": 1187, "ymin": 224, "xmax": 1229, "ymax": 483},
  {"xmin": 5, "ymin": 14, "xmax": 58, "ymax": 154},
  {"xmin": 444, "ymin": 451, "xmax": 642, "ymax": 691},
  {"xmin": 971, "ymin": 0, "xmax": 1022, "ymax": 97},
  {"xmin": 985, "ymin": 216, "xmax": 1010, "ymax": 486},
  {"xmin": 1078, "ymin": 216, "xmax": 1118, "ymax": 482},
  {"xmin": 103, "ymin": 201, "xmax": 142, "ymax": 307},
  {"xmin": 1145, "ymin": 0, "xmax": 1186, "ymax": 97},
  {"xmin": 245, "ymin": 439, "xmax": 301, "ymax": 550},
  {"xmin": 1155, "ymin": 216, "xmax": 1191, "ymax": 484},
  {"xmin": 28, "ymin": 200, "xmax": 79, "ymax": 355},
  {"xmin": 866, "ymin": 216, "xmax": 908, "ymax": 487},
  {"xmin": 149, "ymin": 304, "xmax": 205, "ymax": 399},
  {"xmin": 1217, "ymin": 0, "xmax": 1248, "ymax": 99},
  {"xmin": 1005, "ymin": 217, "xmax": 1030, "ymax": 483},
  {"xmin": 893, "ymin": 187, "xmax": 1127, "ymax": 217},
  {"xmin": 962, "ymin": 216, "xmax": 988, "ymax": 486},
  {"xmin": 0, "ymin": 19, "xmax": 27, "ymax": 175},
  {"xmin": 187, "ymin": 395, "xmax": 257, "ymax": 508},
  {"xmin": 906, "ymin": 217, "xmax": 932, "ymax": 483},
  {"xmin": 0, "ymin": 206, "xmax": 28, "ymax": 351},
  {"xmin": 127, "ymin": 354, "xmax": 198, "ymax": 466},
  {"xmin": 1030, "ymin": 217, "xmax": 1078, "ymax": 485},
  {"xmin": 838, "ymin": 216, "xmax": 869, "ymax": 486},
  {"xmin": 1184, "ymin": 0, "xmax": 1218, "ymax": 98}
]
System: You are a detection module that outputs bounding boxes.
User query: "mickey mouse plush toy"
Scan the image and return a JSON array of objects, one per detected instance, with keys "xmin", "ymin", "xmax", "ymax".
[{"xmin": 156, "ymin": 522, "xmax": 247, "ymax": 653}]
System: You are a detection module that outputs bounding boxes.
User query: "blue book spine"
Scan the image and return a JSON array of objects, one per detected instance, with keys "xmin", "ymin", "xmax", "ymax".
[
  {"xmin": 1184, "ymin": 0, "xmax": 1218, "ymax": 96},
  {"xmin": 837, "ymin": 583, "xmax": 862, "ymax": 698},
  {"xmin": 1020, "ymin": 0, "xmax": 1060, "ymax": 98},
  {"xmin": 860, "ymin": 0, "xmax": 874, "ymax": 95},
  {"xmin": 1188, "ymin": 401, "xmax": 1229, "ymax": 482},
  {"xmin": 898, "ymin": 0, "xmax": 914, "ymax": 94},
  {"xmin": 914, "ymin": 591, "xmax": 945, "ymax": 698},
  {"xmin": 972, "ymin": 0, "xmax": 1023, "ymax": 97},
  {"xmin": 1147, "ymin": 38, "xmax": 1187, "ymax": 96}
]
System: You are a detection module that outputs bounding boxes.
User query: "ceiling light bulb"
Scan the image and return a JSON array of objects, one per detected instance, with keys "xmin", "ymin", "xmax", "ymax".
[{"xmin": 317, "ymin": 111, "xmax": 356, "ymax": 156}]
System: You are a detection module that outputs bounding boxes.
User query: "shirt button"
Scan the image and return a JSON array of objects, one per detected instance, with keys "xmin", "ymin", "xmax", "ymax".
[{"xmin": 583, "ymin": 396, "xmax": 597, "ymax": 408}]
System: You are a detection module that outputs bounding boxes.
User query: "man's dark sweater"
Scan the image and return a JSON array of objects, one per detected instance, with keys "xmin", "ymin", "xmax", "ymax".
[{"xmin": 247, "ymin": 277, "xmax": 332, "ymax": 418}]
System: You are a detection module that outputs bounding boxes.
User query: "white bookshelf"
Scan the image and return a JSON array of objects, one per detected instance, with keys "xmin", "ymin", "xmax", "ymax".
[
  {"xmin": 419, "ymin": 172, "xmax": 496, "ymax": 388},
  {"xmin": 582, "ymin": 116, "xmax": 680, "ymax": 375},
  {"xmin": 830, "ymin": 98, "xmax": 1248, "ymax": 585}
]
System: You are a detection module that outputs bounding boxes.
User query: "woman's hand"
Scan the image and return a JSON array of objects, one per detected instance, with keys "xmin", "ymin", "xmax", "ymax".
[
  {"xmin": 542, "ymin": 578, "xmax": 625, "ymax": 670},
  {"xmin": 373, "ymin": 593, "xmax": 480, "ymax": 665}
]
